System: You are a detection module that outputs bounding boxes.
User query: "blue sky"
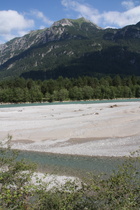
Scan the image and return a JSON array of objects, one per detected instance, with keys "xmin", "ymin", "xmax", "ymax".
[{"xmin": 0, "ymin": 0, "xmax": 140, "ymax": 43}]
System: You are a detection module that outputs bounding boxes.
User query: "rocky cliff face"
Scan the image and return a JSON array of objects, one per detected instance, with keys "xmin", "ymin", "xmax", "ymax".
[{"xmin": 0, "ymin": 30, "xmax": 44, "ymax": 65}]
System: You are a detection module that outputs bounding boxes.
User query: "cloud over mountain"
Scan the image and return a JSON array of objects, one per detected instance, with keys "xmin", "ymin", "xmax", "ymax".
[
  {"xmin": 0, "ymin": 0, "xmax": 139, "ymax": 44},
  {"xmin": 61, "ymin": 0, "xmax": 140, "ymax": 28},
  {"xmin": 0, "ymin": 10, "xmax": 34, "ymax": 43},
  {"xmin": 0, "ymin": 10, "xmax": 53, "ymax": 44}
]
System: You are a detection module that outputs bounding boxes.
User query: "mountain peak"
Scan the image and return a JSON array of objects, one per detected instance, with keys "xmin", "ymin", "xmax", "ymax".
[
  {"xmin": 71, "ymin": 17, "xmax": 102, "ymax": 29},
  {"xmin": 70, "ymin": 17, "xmax": 90, "ymax": 23},
  {"xmin": 52, "ymin": 17, "xmax": 102, "ymax": 29},
  {"xmin": 52, "ymin": 19, "xmax": 73, "ymax": 27}
]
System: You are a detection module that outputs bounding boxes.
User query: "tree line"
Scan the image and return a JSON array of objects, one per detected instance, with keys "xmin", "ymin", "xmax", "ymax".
[{"xmin": 0, "ymin": 75, "xmax": 140, "ymax": 103}]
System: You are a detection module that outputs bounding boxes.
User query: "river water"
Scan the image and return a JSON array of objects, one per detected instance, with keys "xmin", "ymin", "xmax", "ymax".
[
  {"xmin": 16, "ymin": 150, "xmax": 129, "ymax": 178},
  {"xmin": 0, "ymin": 98, "xmax": 140, "ymax": 109}
]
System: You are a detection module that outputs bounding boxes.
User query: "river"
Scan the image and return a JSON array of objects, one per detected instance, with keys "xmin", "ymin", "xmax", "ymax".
[{"xmin": 1, "ymin": 98, "xmax": 139, "ymax": 178}]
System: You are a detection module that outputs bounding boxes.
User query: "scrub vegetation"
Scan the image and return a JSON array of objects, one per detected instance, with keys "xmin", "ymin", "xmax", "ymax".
[{"xmin": 0, "ymin": 139, "xmax": 139, "ymax": 209}]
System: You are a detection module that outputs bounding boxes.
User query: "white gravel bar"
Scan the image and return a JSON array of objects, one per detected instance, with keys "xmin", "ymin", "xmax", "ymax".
[{"xmin": 0, "ymin": 101, "xmax": 140, "ymax": 157}]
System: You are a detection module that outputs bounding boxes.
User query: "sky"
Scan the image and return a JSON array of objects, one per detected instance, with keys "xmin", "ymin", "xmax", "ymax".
[{"xmin": 0, "ymin": 0, "xmax": 140, "ymax": 44}]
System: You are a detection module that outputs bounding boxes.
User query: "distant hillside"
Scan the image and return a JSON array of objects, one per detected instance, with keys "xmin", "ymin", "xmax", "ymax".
[{"xmin": 0, "ymin": 18, "xmax": 140, "ymax": 80}]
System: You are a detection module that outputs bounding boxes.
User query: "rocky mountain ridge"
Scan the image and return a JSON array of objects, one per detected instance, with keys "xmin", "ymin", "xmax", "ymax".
[
  {"xmin": 0, "ymin": 18, "xmax": 140, "ymax": 80},
  {"xmin": 0, "ymin": 18, "xmax": 98, "ymax": 65}
]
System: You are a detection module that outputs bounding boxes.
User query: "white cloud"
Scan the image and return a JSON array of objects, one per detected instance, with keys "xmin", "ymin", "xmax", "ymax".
[
  {"xmin": 61, "ymin": 0, "xmax": 140, "ymax": 28},
  {"xmin": 103, "ymin": 5, "xmax": 140, "ymax": 27},
  {"xmin": 0, "ymin": 10, "xmax": 34, "ymax": 43},
  {"xmin": 121, "ymin": 0, "xmax": 135, "ymax": 10},
  {"xmin": 0, "ymin": 9, "xmax": 54, "ymax": 44},
  {"xmin": 31, "ymin": 10, "xmax": 54, "ymax": 25},
  {"xmin": 61, "ymin": 0, "xmax": 100, "ymax": 24}
]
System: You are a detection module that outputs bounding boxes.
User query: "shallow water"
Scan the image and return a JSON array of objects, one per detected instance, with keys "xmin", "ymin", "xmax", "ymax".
[
  {"xmin": 17, "ymin": 150, "xmax": 126, "ymax": 178},
  {"xmin": 0, "ymin": 98, "xmax": 140, "ymax": 108}
]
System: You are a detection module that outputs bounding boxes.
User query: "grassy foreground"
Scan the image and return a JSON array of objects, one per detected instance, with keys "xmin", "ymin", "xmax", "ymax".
[{"xmin": 0, "ymin": 140, "xmax": 140, "ymax": 210}]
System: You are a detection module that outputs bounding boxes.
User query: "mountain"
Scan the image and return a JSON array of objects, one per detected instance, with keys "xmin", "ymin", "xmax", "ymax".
[{"xmin": 0, "ymin": 18, "xmax": 140, "ymax": 80}]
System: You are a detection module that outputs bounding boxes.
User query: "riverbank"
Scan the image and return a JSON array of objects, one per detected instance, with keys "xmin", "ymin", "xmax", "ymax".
[{"xmin": 0, "ymin": 101, "xmax": 140, "ymax": 157}]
